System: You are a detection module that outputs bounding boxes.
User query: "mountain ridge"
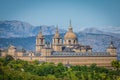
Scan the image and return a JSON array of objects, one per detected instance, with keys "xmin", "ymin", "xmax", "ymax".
[{"xmin": 0, "ymin": 20, "xmax": 66, "ymax": 38}]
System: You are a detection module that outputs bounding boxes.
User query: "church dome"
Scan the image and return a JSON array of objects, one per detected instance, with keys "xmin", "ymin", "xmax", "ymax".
[
  {"xmin": 64, "ymin": 20, "xmax": 77, "ymax": 39},
  {"xmin": 64, "ymin": 30, "xmax": 77, "ymax": 39}
]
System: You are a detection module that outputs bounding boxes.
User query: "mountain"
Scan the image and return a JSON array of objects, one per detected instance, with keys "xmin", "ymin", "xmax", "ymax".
[
  {"xmin": 32, "ymin": 25, "xmax": 66, "ymax": 36},
  {"xmin": 0, "ymin": 20, "xmax": 35, "ymax": 38},
  {"xmin": 99, "ymin": 26, "xmax": 120, "ymax": 34},
  {"xmin": 79, "ymin": 27, "xmax": 120, "ymax": 34},
  {"xmin": 79, "ymin": 28, "xmax": 103, "ymax": 34},
  {"xmin": 79, "ymin": 27, "xmax": 120, "ymax": 39},
  {"xmin": 0, "ymin": 20, "xmax": 66, "ymax": 38},
  {"xmin": 0, "ymin": 36, "xmax": 36, "ymax": 51}
]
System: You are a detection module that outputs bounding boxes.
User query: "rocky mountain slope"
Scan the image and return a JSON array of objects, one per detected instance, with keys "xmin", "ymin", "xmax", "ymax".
[{"xmin": 0, "ymin": 20, "xmax": 66, "ymax": 38}]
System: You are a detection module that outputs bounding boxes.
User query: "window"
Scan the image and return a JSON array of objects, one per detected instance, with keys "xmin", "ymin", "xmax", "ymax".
[
  {"xmin": 41, "ymin": 39, "xmax": 43, "ymax": 44},
  {"xmin": 74, "ymin": 40, "xmax": 75, "ymax": 44},
  {"xmin": 68, "ymin": 40, "xmax": 71, "ymax": 44},
  {"xmin": 58, "ymin": 39, "xmax": 60, "ymax": 44},
  {"xmin": 54, "ymin": 39, "xmax": 55, "ymax": 43}
]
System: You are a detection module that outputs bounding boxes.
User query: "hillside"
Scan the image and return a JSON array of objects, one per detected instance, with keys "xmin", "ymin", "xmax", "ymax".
[{"xmin": 0, "ymin": 20, "xmax": 66, "ymax": 38}]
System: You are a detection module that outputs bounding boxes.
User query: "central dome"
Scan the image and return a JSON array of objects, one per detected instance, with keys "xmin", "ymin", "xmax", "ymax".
[
  {"xmin": 64, "ymin": 20, "xmax": 77, "ymax": 39},
  {"xmin": 64, "ymin": 29, "xmax": 77, "ymax": 39}
]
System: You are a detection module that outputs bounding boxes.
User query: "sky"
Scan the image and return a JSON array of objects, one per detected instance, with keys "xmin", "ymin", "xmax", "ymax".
[{"xmin": 0, "ymin": 0, "xmax": 120, "ymax": 31}]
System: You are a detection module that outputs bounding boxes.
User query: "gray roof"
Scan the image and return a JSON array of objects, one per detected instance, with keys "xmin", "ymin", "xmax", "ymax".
[
  {"xmin": 34, "ymin": 52, "xmax": 41, "ymax": 56},
  {"xmin": 51, "ymin": 51, "xmax": 111, "ymax": 56},
  {"xmin": 1, "ymin": 49, "xmax": 8, "ymax": 52},
  {"xmin": 22, "ymin": 51, "xmax": 41, "ymax": 57},
  {"xmin": 16, "ymin": 47, "xmax": 25, "ymax": 52},
  {"xmin": 23, "ymin": 51, "xmax": 29, "ymax": 56},
  {"xmin": 62, "ymin": 47, "xmax": 74, "ymax": 52}
]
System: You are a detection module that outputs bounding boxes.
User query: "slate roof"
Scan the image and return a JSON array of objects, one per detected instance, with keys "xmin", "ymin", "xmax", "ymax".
[
  {"xmin": 34, "ymin": 52, "xmax": 41, "ymax": 56},
  {"xmin": 22, "ymin": 51, "xmax": 41, "ymax": 57},
  {"xmin": 51, "ymin": 51, "xmax": 111, "ymax": 56}
]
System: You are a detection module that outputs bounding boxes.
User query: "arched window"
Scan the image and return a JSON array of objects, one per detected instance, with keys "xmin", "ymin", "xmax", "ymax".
[
  {"xmin": 54, "ymin": 39, "xmax": 55, "ymax": 43},
  {"xmin": 74, "ymin": 40, "xmax": 75, "ymax": 44},
  {"xmin": 41, "ymin": 39, "xmax": 43, "ymax": 44},
  {"xmin": 68, "ymin": 40, "xmax": 71, "ymax": 44},
  {"xmin": 58, "ymin": 39, "xmax": 60, "ymax": 44}
]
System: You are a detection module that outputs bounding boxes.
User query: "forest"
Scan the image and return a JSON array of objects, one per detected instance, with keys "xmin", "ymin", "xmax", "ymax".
[{"xmin": 0, "ymin": 55, "xmax": 120, "ymax": 80}]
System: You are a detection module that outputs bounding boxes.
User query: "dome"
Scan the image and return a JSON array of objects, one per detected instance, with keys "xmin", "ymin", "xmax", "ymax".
[
  {"xmin": 64, "ymin": 31, "xmax": 77, "ymax": 39},
  {"xmin": 64, "ymin": 27, "xmax": 77, "ymax": 39},
  {"xmin": 64, "ymin": 20, "xmax": 77, "ymax": 39}
]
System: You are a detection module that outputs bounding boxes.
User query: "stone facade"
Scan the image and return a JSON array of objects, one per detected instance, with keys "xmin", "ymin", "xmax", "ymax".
[{"xmin": 0, "ymin": 21, "xmax": 117, "ymax": 67}]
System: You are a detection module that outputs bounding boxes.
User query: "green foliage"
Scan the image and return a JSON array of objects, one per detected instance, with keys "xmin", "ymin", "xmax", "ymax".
[
  {"xmin": 5, "ymin": 55, "xmax": 14, "ymax": 61},
  {"xmin": 7, "ymin": 59, "xmax": 28, "ymax": 71},
  {"xmin": 1, "ymin": 55, "xmax": 14, "ymax": 66},
  {"xmin": 111, "ymin": 60, "xmax": 120, "ymax": 70},
  {"xmin": 32, "ymin": 60, "xmax": 39, "ymax": 65},
  {"xmin": 0, "ymin": 57, "xmax": 120, "ymax": 80}
]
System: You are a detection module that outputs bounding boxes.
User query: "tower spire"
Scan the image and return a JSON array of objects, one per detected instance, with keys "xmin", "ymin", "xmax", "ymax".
[
  {"xmin": 39, "ymin": 26, "xmax": 42, "ymax": 34},
  {"xmin": 109, "ymin": 36, "xmax": 113, "ymax": 46},
  {"xmin": 68, "ymin": 19, "xmax": 73, "ymax": 32},
  {"xmin": 56, "ymin": 25, "xmax": 58, "ymax": 33},
  {"xmin": 37, "ymin": 26, "xmax": 44, "ymax": 38},
  {"xmin": 69, "ymin": 19, "xmax": 72, "ymax": 28}
]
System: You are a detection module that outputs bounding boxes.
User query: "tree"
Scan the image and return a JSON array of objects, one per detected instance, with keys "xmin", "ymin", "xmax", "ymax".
[
  {"xmin": 3, "ymin": 55, "xmax": 14, "ymax": 65},
  {"xmin": 5, "ymin": 55, "xmax": 14, "ymax": 61},
  {"xmin": 33, "ymin": 60, "xmax": 39, "ymax": 65},
  {"xmin": 71, "ymin": 65, "xmax": 81, "ymax": 71},
  {"xmin": 111, "ymin": 60, "xmax": 120, "ymax": 70}
]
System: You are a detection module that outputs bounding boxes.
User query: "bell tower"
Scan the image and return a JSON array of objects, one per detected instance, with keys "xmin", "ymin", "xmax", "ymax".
[
  {"xmin": 8, "ymin": 45, "xmax": 16, "ymax": 56},
  {"xmin": 52, "ymin": 25, "xmax": 62, "ymax": 51},
  {"xmin": 106, "ymin": 41, "xmax": 117, "ymax": 56},
  {"xmin": 36, "ymin": 31, "xmax": 45, "ymax": 53}
]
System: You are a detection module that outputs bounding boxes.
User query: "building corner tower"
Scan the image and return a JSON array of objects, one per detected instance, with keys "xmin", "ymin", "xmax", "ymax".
[
  {"xmin": 52, "ymin": 25, "xmax": 62, "ymax": 51},
  {"xmin": 36, "ymin": 31, "xmax": 45, "ymax": 53},
  {"xmin": 106, "ymin": 41, "xmax": 117, "ymax": 56}
]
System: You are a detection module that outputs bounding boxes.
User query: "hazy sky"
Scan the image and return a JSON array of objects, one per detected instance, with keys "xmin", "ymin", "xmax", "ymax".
[{"xmin": 0, "ymin": 0, "xmax": 120, "ymax": 31}]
